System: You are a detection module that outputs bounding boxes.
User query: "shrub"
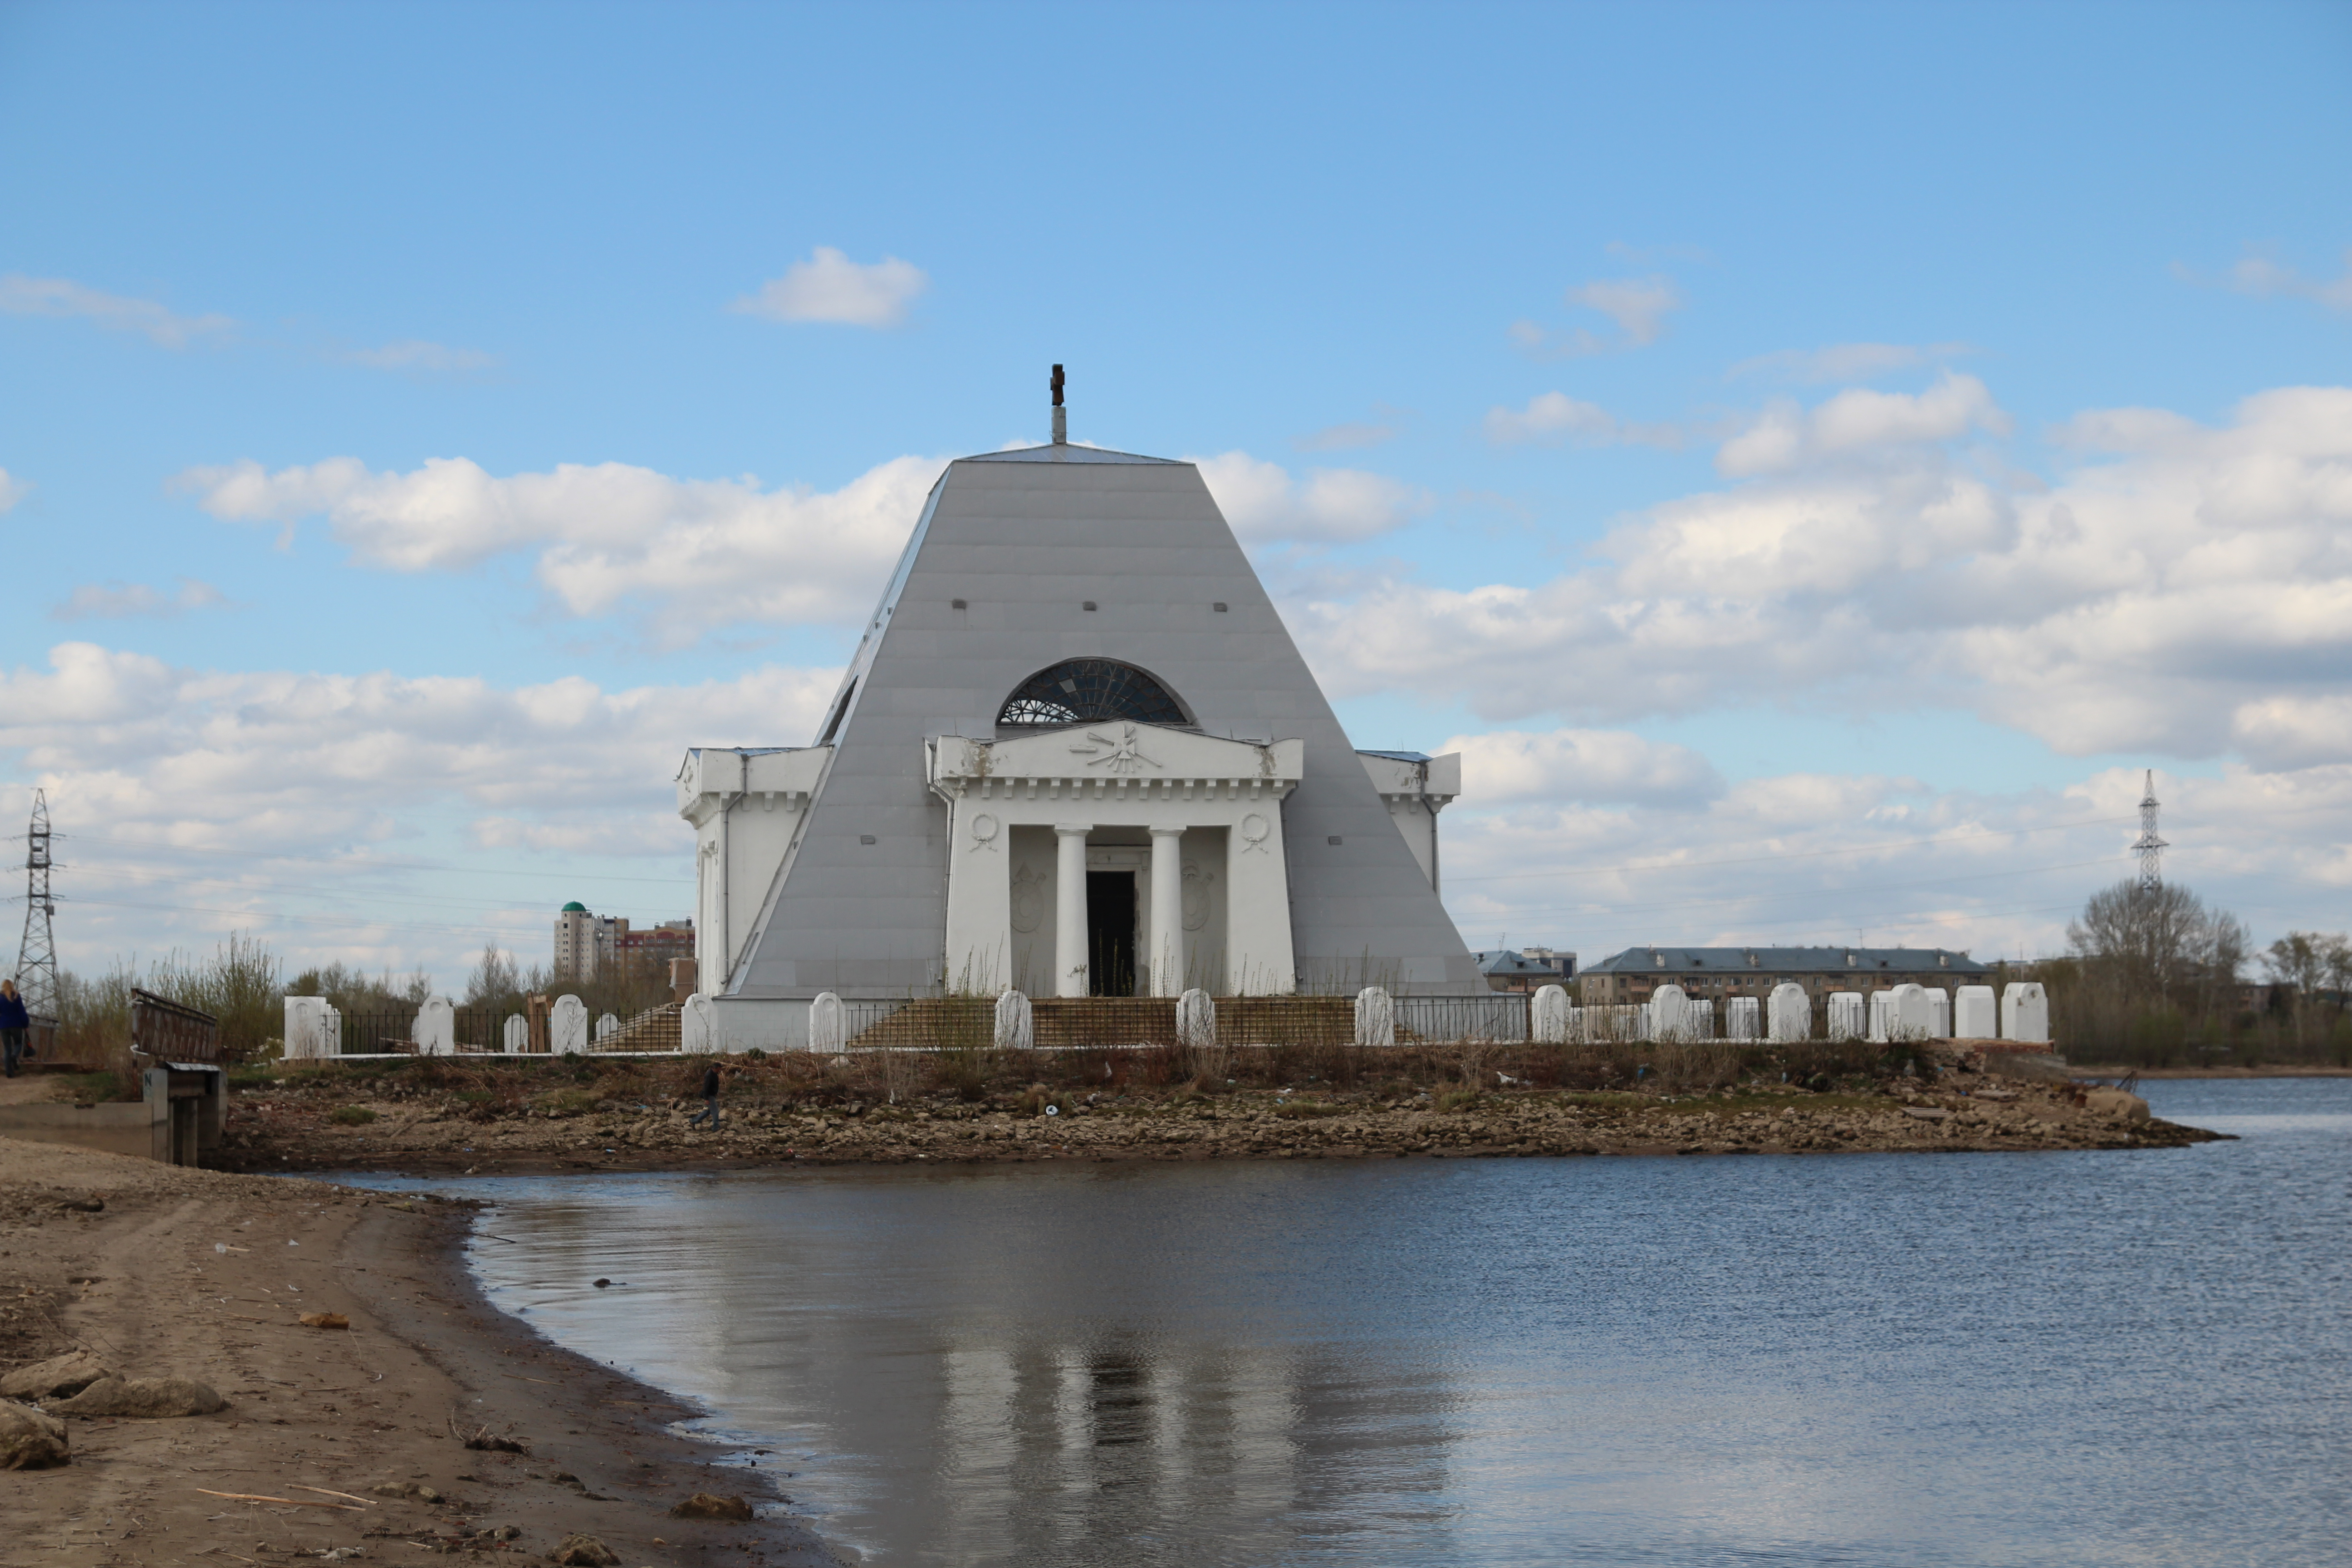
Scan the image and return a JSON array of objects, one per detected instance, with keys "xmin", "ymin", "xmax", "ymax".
[{"xmin": 330, "ymin": 1105, "xmax": 377, "ymax": 1126}]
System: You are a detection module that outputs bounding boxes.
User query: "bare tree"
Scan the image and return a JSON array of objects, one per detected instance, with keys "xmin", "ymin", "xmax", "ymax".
[
  {"xmin": 2068, "ymin": 880, "xmax": 2246, "ymax": 1001},
  {"xmin": 2264, "ymin": 931, "xmax": 2351, "ymax": 1048},
  {"xmin": 464, "ymin": 943, "xmax": 522, "ymax": 1009}
]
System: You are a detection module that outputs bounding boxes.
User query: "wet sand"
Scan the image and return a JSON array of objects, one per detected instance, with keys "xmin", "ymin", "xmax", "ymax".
[{"xmin": 0, "ymin": 1138, "xmax": 842, "ymax": 1568}]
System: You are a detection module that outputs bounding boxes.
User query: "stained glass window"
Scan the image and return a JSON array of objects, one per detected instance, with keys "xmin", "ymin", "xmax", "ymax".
[{"xmin": 997, "ymin": 659, "xmax": 1191, "ymax": 729}]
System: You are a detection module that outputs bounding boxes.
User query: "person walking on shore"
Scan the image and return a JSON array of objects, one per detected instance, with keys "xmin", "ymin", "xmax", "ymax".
[
  {"xmin": 688, "ymin": 1063, "xmax": 723, "ymax": 1130},
  {"xmin": 0, "ymin": 979, "xmax": 28, "ymax": 1078}
]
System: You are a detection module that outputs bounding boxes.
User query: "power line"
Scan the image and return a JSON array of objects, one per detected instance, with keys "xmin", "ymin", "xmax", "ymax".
[
  {"xmin": 1443, "ymin": 812, "xmax": 2140, "ymax": 885},
  {"xmin": 1449, "ymin": 854, "xmax": 2124, "ymax": 925},
  {"xmin": 58, "ymin": 832, "xmax": 693, "ymax": 886}
]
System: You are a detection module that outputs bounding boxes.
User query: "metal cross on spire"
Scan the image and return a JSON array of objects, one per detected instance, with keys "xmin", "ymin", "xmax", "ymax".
[{"xmin": 2131, "ymin": 769, "xmax": 2168, "ymax": 892}]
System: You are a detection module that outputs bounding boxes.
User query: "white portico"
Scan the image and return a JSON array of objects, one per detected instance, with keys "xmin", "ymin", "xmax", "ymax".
[{"xmin": 927, "ymin": 723, "xmax": 1303, "ymax": 997}]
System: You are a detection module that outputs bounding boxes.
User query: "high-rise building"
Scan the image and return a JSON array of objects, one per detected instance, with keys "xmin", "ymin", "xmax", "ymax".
[{"xmin": 554, "ymin": 903, "xmax": 694, "ymax": 984}]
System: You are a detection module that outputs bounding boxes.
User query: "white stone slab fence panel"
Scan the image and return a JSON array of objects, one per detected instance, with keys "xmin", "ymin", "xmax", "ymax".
[
  {"xmin": 1650, "ymin": 985, "xmax": 1693, "ymax": 1042},
  {"xmin": 1354, "ymin": 987, "xmax": 1394, "ymax": 1049},
  {"xmin": 1531, "ymin": 985, "xmax": 1570, "ymax": 1044},
  {"xmin": 810, "ymin": 992, "xmax": 845, "ymax": 1054},
  {"xmin": 502, "ymin": 1014, "xmax": 529, "ymax": 1052},
  {"xmin": 1175, "ymin": 989, "xmax": 1214, "ymax": 1051},
  {"xmin": 681, "ymin": 994, "xmax": 716, "ymax": 1054},
  {"xmin": 1867, "ymin": 991, "xmax": 1892, "ymax": 1044},
  {"xmin": 996, "ymin": 989, "xmax": 1036, "ymax": 1051},
  {"xmin": 2002, "ymin": 982, "xmax": 2050, "ymax": 1043},
  {"xmin": 595, "ymin": 1012, "xmax": 619, "ymax": 1043},
  {"xmin": 1828, "ymin": 992, "xmax": 1865, "ymax": 1042},
  {"xmin": 283, "ymin": 996, "xmax": 334, "ymax": 1059},
  {"xmin": 1726, "ymin": 996, "xmax": 1761, "ymax": 1042},
  {"xmin": 1890, "ymin": 984, "xmax": 1935, "ymax": 1041},
  {"xmin": 1953, "ymin": 985, "xmax": 1996, "ymax": 1039},
  {"xmin": 549, "ymin": 995, "xmax": 588, "ymax": 1055},
  {"xmin": 413, "ymin": 996, "xmax": 455, "ymax": 1056},
  {"xmin": 1928, "ymin": 989, "xmax": 1951, "ymax": 1039},
  {"xmin": 1768, "ymin": 983, "xmax": 1811, "ymax": 1044}
]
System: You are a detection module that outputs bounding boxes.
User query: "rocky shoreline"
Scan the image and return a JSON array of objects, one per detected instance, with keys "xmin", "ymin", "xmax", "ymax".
[{"xmin": 213, "ymin": 1061, "xmax": 2224, "ymax": 1174}]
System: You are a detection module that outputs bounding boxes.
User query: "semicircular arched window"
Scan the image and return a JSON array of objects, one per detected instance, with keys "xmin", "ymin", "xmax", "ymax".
[{"xmin": 997, "ymin": 659, "xmax": 1192, "ymax": 730}]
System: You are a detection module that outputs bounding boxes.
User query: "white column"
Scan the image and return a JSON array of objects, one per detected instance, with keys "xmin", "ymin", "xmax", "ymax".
[
  {"xmin": 1149, "ymin": 826, "xmax": 1185, "ymax": 996},
  {"xmin": 1054, "ymin": 823, "xmax": 1092, "ymax": 998}
]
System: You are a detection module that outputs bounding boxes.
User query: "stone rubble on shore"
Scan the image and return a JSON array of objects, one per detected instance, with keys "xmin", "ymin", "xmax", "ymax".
[{"xmin": 220, "ymin": 1064, "xmax": 2206, "ymax": 1172}]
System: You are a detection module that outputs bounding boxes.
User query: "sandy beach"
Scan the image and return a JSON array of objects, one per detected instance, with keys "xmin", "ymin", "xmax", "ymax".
[{"xmin": 0, "ymin": 1138, "xmax": 841, "ymax": 1568}]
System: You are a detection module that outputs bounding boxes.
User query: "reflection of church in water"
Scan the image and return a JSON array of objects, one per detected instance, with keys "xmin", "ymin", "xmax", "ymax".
[{"xmin": 679, "ymin": 381, "xmax": 1474, "ymax": 1035}]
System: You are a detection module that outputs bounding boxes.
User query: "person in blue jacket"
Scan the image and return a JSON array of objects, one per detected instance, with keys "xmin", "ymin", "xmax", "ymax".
[{"xmin": 0, "ymin": 979, "xmax": 29, "ymax": 1077}]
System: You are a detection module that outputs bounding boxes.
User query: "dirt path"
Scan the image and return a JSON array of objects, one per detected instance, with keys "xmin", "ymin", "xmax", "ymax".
[{"xmin": 0, "ymin": 1139, "xmax": 841, "ymax": 1568}]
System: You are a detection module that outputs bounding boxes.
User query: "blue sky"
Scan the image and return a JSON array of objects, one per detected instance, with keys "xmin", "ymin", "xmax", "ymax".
[{"xmin": 3, "ymin": 1, "xmax": 2348, "ymax": 986}]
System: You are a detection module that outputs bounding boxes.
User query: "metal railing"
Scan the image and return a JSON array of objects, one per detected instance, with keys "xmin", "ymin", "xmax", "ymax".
[{"xmin": 1395, "ymin": 993, "xmax": 1529, "ymax": 1044}]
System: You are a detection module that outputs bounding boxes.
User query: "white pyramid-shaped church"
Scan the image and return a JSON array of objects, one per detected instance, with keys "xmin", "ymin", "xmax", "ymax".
[{"xmin": 678, "ymin": 405, "xmax": 1477, "ymax": 1038}]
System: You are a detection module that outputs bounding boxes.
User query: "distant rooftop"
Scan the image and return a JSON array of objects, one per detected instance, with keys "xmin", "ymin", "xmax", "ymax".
[
  {"xmin": 1585, "ymin": 945, "xmax": 1989, "ymax": 975},
  {"xmin": 962, "ymin": 443, "xmax": 1181, "ymax": 466}
]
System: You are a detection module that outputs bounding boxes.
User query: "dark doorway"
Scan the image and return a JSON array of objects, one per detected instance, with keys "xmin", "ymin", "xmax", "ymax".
[{"xmin": 1087, "ymin": 871, "xmax": 1136, "ymax": 996}]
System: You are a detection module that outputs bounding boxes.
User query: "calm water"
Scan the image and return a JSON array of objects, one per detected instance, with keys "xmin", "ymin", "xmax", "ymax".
[{"xmin": 355, "ymin": 1079, "xmax": 2351, "ymax": 1566}]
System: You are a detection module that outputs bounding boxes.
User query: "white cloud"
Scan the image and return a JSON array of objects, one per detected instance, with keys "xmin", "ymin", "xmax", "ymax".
[
  {"xmin": 0, "ymin": 273, "xmax": 232, "ymax": 348},
  {"xmin": 0, "ymin": 469, "xmax": 27, "ymax": 513},
  {"xmin": 1570, "ymin": 275, "xmax": 1680, "ymax": 345},
  {"xmin": 345, "ymin": 339, "xmax": 498, "ymax": 375},
  {"xmin": 53, "ymin": 578, "xmax": 228, "ymax": 621},
  {"xmin": 1511, "ymin": 273, "xmax": 1682, "ymax": 358},
  {"xmin": 1191, "ymin": 451, "xmax": 1429, "ymax": 546},
  {"xmin": 177, "ymin": 452, "xmax": 947, "ymax": 647},
  {"xmin": 1728, "ymin": 342, "xmax": 1971, "ymax": 384},
  {"xmin": 2204, "ymin": 248, "xmax": 2352, "ymax": 313},
  {"xmin": 0, "ymin": 641, "xmax": 839, "ymax": 978},
  {"xmin": 732, "ymin": 247, "xmax": 929, "ymax": 327},
  {"xmin": 1442, "ymin": 727, "xmax": 1724, "ymax": 807},
  {"xmin": 1484, "ymin": 391, "xmax": 1685, "ymax": 449},
  {"xmin": 1715, "ymin": 371, "xmax": 2010, "ymax": 475},
  {"xmin": 1294, "ymin": 416, "xmax": 1401, "ymax": 452},
  {"xmin": 1432, "ymin": 756, "xmax": 2352, "ymax": 964},
  {"xmin": 1289, "ymin": 383, "xmax": 2352, "ymax": 770}
]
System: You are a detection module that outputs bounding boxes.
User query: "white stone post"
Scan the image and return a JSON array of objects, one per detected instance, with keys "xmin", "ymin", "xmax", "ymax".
[
  {"xmin": 413, "ymin": 996, "xmax": 455, "ymax": 1056},
  {"xmin": 1927, "ymin": 988, "xmax": 1951, "ymax": 1039},
  {"xmin": 681, "ymin": 994, "xmax": 716, "ymax": 1054},
  {"xmin": 1054, "ymin": 824, "xmax": 1091, "ymax": 998},
  {"xmin": 1177, "ymin": 988, "xmax": 1216, "ymax": 1049},
  {"xmin": 502, "ymin": 1014, "xmax": 529, "ymax": 1052},
  {"xmin": 2001, "ymin": 982, "xmax": 2049, "ymax": 1044},
  {"xmin": 810, "ymin": 991, "xmax": 845, "ymax": 1054},
  {"xmin": 994, "ymin": 988, "xmax": 1034, "ymax": 1050},
  {"xmin": 1651, "ymin": 985, "xmax": 1691, "ymax": 1042},
  {"xmin": 1828, "ymin": 992, "xmax": 1865, "ymax": 1041},
  {"xmin": 1891, "ymin": 983, "xmax": 1933, "ymax": 1041},
  {"xmin": 1354, "ymin": 986, "xmax": 1394, "ymax": 1048},
  {"xmin": 1953, "ymin": 985, "xmax": 1996, "ymax": 1039},
  {"xmin": 283, "ymin": 995, "xmax": 330, "ymax": 1059},
  {"xmin": 1767, "ymin": 982, "xmax": 1811, "ymax": 1044},
  {"xmin": 1149, "ymin": 826, "xmax": 1185, "ymax": 997},
  {"xmin": 1867, "ymin": 991, "xmax": 1891, "ymax": 1044},
  {"xmin": 1532, "ymin": 984, "xmax": 1570, "ymax": 1044},
  {"xmin": 549, "ymin": 995, "xmax": 588, "ymax": 1054}
]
